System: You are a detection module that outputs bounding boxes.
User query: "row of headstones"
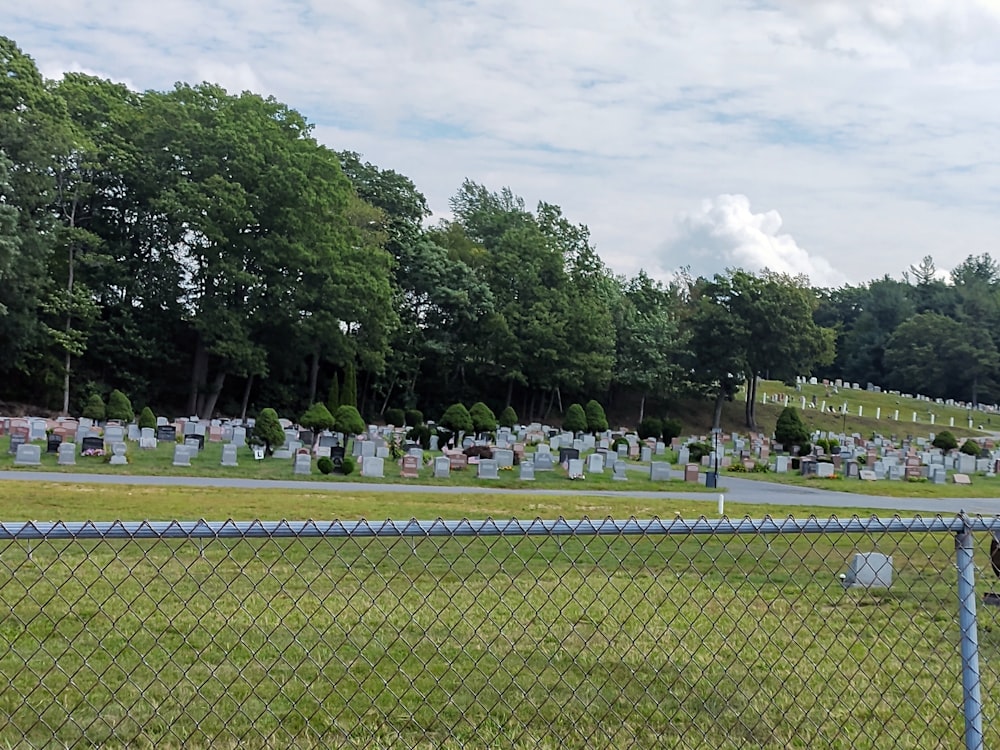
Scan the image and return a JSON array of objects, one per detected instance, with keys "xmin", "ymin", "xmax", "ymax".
[{"xmin": 13, "ymin": 441, "xmax": 129, "ymax": 467}]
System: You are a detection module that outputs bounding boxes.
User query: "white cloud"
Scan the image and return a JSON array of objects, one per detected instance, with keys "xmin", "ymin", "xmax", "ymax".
[{"xmin": 661, "ymin": 195, "xmax": 847, "ymax": 288}]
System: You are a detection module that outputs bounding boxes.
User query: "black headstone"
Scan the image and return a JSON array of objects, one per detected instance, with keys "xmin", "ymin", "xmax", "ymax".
[
  {"xmin": 9, "ymin": 433, "xmax": 26, "ymax": 454},
  {"xmin": 558, "ymin": 447, "xmax": 580, "ymax": 464},
  {"xmin": 185, "ymin": 434, "xmax": 205, "ymax": 451},
  {"xmin": 156, "ymin": 425, "xmax": 177, "ymax": 442},
  {"xmin": 81, "ymin": 436, "xmax": 104, "ymax": 453},
  {"xmin": 46, "ymin": 434, "xmax": 63, "ymax": 454},
  {"xmin": 319, "ymin": 434, "xmax": 338, "ymax": 448},
  {"xmin": 299, "ymin": 429, "xmax": 314, "ymax": 445}
]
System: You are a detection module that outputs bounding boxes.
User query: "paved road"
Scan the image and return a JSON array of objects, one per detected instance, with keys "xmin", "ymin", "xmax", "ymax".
[{"xmin": 2, "ymin": 470, "xmax": 998, "ymax": 516}]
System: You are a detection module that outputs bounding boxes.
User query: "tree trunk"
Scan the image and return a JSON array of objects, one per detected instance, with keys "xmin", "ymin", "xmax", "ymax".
[
  {"xmin": 526, "ymin": 390, "xmax": 535, "ymax": 423},
  {"xmin": 973, "ymin": 376, "xmax": 980, "ymax": 408},
  {"xmin": 555, "ymin": 387, "xmax": 563, "ymax": 414},
  {"xmin": 187, "ymin": 338, "xmax": 209, "ymax": 416},
  {"xmin": 62, "ymin": 351, "xmax": 71, "ymax": 417},
  {"xmin": 308, "ymin": 351, "xmax": 320, "ymax": 405},
  {"xmin": 380, "ymin": 376, "xmax": 397, "ymax": 416},
  {"xmin": 199, "ymin": 370, "xmax": 226, "ymax": 420},
  {"xmin": 240, "ymin": 373, "xmax": 255, "ymax": 421},
  {"xmin": 712, "ymin": 389, "xmax": 725, "ymax": 431},
  {"xmin": 638, "ymin": 392, "xmax": 647, "ymax": 423}
]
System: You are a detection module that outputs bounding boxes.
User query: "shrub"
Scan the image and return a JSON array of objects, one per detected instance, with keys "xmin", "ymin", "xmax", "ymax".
[
  {"xmin": 463, "ymin": 446, "xmax": 494, "ymax": 460},
  {"xmin": 317, "ymin": 456, "xmax": 334, "ymax": 475},
  {"xmin": 300, "ymin": 402, "xmax": 335, "ymax": 442},
  {"xmin": 327, "ymin": 374, "xmax": 340, "ymax": 414},
  {"xmin": 815, "ymin": 437, "xmax": 840, "ymax": 454},
  {"xmin": 439, "ymin": 403, "xmax": 473, "ymax": 434},
  {"xmin": 637, "ymin": 417, "xmax": 663, "ymax": 440},
  {"xmin": 469, "ymin": 402, "xmax": 497, "ymax": 434},
  {"xmin": 137, "ymin": 406, "xmax": 156, "ymax": 430},
  {"xmin": 498, "ymin": 406, "xmax": 518, "ymax": 429},
  {"xmin": 340, "ymin": 456, "xmax": 356, "ymax": 475},
  {"xmin": 932, "ymin": 430, "xmax": 958, "ymax": 452},
  {"xmin": 406, "ymin": 424, "xmax": 432, "ymax": 450},
  {"xmin": 106, "ymin": 389, "xmax": 134, "ymax": 423},
  {"xmin": 563, "ymin": 403, "xmax": 587, "ymax": 433},
  {"xmin": 334, "ymin": 405, "xmax": 365, "ymax": 436},
  {"xmin": 385, "ymin": 408, "xmax": 406, "ymax": 427},
  {"xmin": 341, "ymin": 363, "xmax": 358, "ymax": 408},
  {"xmin": 661, "ymin": 418, "xmax": 683, "ymax": 444},
  {"xmin": 687, "ymin": 441, "xmax": 713, "ymax": 463},
  {"xmin": 82, "ymin": 393, "xmax": 106, "ymax": 421},
  {"xmin": 585, "ymin": 400, "xmax": 609, "ymax": 433},
  {"xmin": 612, "ymin": 436, "xmax": 629, "ymax": 454},
  {"xmin": 405, "ymin": 409, "xmax": 424, "ymax": 427},
  {"xmin": 960, "ymin": 439, "xmax": 982, "ymax": 457},
  {"xmin": 251, "ymin": 408, "xmax": 285, "ymax": 455},
  {"xmin": 775, "ymin": 406, "xmax": 810, "ymax": 451}
]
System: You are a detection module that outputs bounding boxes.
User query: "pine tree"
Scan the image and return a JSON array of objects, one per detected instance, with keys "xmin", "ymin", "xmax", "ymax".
[
  {"xmin": 327, "ymin": 373, "xmax": 340, "ymax": 414},
  {"xmin": 342, "ymin": 363, "xmax": 358, "ymax": 409}
]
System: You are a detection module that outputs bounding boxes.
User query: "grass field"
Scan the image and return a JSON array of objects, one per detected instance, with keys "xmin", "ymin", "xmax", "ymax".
[{"xmin": 0, "ymin": 482, "xmax": 994, "ymax": 748}]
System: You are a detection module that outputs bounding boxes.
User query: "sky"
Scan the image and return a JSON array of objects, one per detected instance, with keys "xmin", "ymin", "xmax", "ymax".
[{"xmin": 7, "ymin": 0, "xmax": 1000, "ymax": 288}]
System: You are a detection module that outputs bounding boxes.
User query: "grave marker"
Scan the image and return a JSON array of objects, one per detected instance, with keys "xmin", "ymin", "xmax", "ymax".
[{"xmin": 13, "ymin": 444, "xmax": 41, "ymax": 466}]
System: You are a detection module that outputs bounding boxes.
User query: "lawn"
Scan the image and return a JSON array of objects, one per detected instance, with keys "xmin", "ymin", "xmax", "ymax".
[
  {"xmin": 0, "ymin": 482, "xmax": 993, "ymax": 748},
  {"xmin": 728, "ymin": 466, "xmax": 1000, "ymax": 498}
]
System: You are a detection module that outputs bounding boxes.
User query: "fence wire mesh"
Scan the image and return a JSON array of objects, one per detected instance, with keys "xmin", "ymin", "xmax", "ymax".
[{"xmin": 0, "ymin": 515, "xmax": 995, "ymax": 749}]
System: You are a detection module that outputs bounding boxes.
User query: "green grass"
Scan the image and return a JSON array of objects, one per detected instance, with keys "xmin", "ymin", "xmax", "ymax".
[
  {"xmin": 0, "ymin": 484, "xmax": 989, "ymax": 748},
  {"xmin": 728, "ymin": 466, "xmax": 1000, "ymax": 498}
]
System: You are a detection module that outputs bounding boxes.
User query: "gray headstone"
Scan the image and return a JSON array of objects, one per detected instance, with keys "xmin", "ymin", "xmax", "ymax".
[
  {"xmin": 612, "ymin": 460, "xmax": 628, "ymax": 481},
  {"xmin": 361, "ymin": 442, "xmax": 376, "ymax": 459},
  {"xmin": 272, "ymin": 448, "xmax": 292, "ymax": 460},
  {"xmin": 429, "ymin": 434, "xmax": 439, "ymax": 451},
  {"xmin": 104, "ymin": 426, "xmax": 125, "ymax": 444},
  {"xmin": 817, "ymin": 462, "xmax": 835, "ymax": 478},
  {"xmin": 109, "ymin": 442, "xmax": 128, "ymax": 465},
  {"xmin": 9, "ymin": 432, "xmax": 27, "ymax": 455},
  {"xmin": 231, "ymin": 426, "xmax": 247, "ymax": 447},
  {"xmin": 478, "ymin": 459, "xmax": 499, "ymax": 479},
  {"xmin": 375, "ymin": 446, "xmax": 390, "ymax": 459},
  {"xmin": 127, "ymin": 424, "xmax": 141, "ymax": 441},
  {"xmin": 655, "ymin": 441, "xmax": 665, "ymax": 455},
  {"xmin": 407, "ymin": 447, "xmax": 424, "ymax": 462},
  {"xmin": 841, "ymin": 553, "xmax": 893, "ymax": 589},
  {"xmin": 433, "ymin": 456, "xmax": 450, "ymax": 479},
  {"xmin": 567, "ymin": 458, "xmax": 585, "ymax": 478},
  {"xmin": 774, "ymin": 456, "xmax": 790, "ymax": 473},
  {"xmin": 14, "ymin": 443, "xmax": 41, "ymax": 466},
  {"xmin": 519, "ymin": 460, "xmax": 535, "ymax": 480},
  {"xmin": 361, "ymin": 456, "xmax": 384, "ymax": 478},
  {"xmin": 586, "ymin": 452, "xmax": 605, "ymax": 474},
  {"xmin": 640, "ymin": 446, "xmax": 652, "ymax": 463},
  {"xmin": 677, "ymin": 447, "xmax": 690, "ymax": 466},
  {"xmin": 294, "ymin": 453, "xmax": 311, "ymax": 475},
  {"xmin": 493, "ymin": 449, "xmax": 514, "ymax": 469},
  {"xmin": 533, "ymin": 452, "xmax": 554, "ymax": 471},
  {"xmin": 221, "ymin": 444, "xmax": 239, "ymax": 467},
  {"xmin": 172, "ymin": 444, "xmax": 192, "ymax": 467},
  {"xmin": 57, "ymin": 441, "xmax": 76, "ymax": 466},
  {"xmin": 649, "ymin": 462, "xmax": 671, "ymax": 481}
]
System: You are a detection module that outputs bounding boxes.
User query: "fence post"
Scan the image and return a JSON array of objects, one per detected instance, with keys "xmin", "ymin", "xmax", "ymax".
[{"xmin": 956, "ymin": 514, "xmax": 985, "ymax": 750}]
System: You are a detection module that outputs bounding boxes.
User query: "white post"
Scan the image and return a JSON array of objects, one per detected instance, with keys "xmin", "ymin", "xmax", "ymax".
[
  {"xmin": 951, "ymin": 417, "xmax": 955, "ymax": 427},
  {"xmin": 762, "ymin": 391, "xmax": 767, "ymax": 404},
  {"xmin": 931, "ymin": 413, "xmax": 936, "ymax": 425},
  {"xmin": 821, "ymin": 401, "xmax": 826, "ymax": 412},
  {"xmin": 858, "ymin": 406, "xmax": 863, "ymax": 417},
  {"xmin": 876, "ymin": 407, "xmax": 881, "ymax": 420},
  {"xmin": 801, "ymin": 396, "xmax": 806, "ymax": 409},
  {"xmin": 894, "ymin": 410, "xmax": 899, "ymax": 421},
  {"xmin": 913, "ymin": 412, "xmax": 918, "ymax": 422},
  {"xmin": 718, "ymin": 494, "xmax": 725, "ymax": 515}
]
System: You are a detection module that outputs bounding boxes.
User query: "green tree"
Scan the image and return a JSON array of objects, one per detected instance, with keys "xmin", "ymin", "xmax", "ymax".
[
  {"xmin": 385, "ymin": 408, "xmax": 405, "ymax": 427},
  {"xmin": 105, "ymin": 389, "xmax": 134, "ymax": 423},
  {"xmin": 637, "ymin": 416, "xmax": 662, "ymax": 440},
  {"xmin": 469, "ymin": 402, "xmax": 496, "ymax": 435},
  {"xmin": 774, "ymin": 406, "xmax": 810, "ymax": 451},
  {"xmin": 584, "ymin": 400, "xmax": 609, "ymax": 434},
  {"xmin": 333, "ymin": 405, "xmax": 365, "ymax": 436},
  {"xmin": 439, "ymin": 403, "xmax": 473, "ymax": 434},
  {"xmin": 931, "ymin": 431, "xmax": 957, "ymax": 451},
  {"xmin": 252, "ymin": 408, "xmax": 286, "ymax": 456},
  {"xmin": 341, "ymin": 362, "xmax": 358, "ymax": 409},
  {"xmin": 563, "ymin": 403, "xmax": 587, "ymax": 433},
  {"xmin": 299, "ymin": 402, "xmax": 335, "ymax": 448},
  {"xmin": 498, "ymin": 406, "xmax": 518, "ymax": 428},
  {"xmin": 81, "ymin": 392, "xmax": 106, "ymax": 421},
  {"xmin": 327, "ymin": 374, "xmax": 340, "ymax": 414},
  {"xmin": 137, "ymin": 406, "xmax": 156, "ymax": 430}
]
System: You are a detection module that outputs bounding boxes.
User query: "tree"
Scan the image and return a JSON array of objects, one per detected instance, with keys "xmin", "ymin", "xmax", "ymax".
[
  {"xmin": 106, "ymin": 389, "xmax": 134, "ymax": 423},
  {"xmin": 137, "ymin": 406, "xmax": 156, "ymax": 430},
  {"xmin": 585, "ymin": 400, "xmax": 609, "ymax": 433},
  {"xmin": 774, "ymin": 406, "xmax": 809, "ymax": 451},
  {"xmin": 932, "ymin": 431, "xmax": 958, "ymax": 452},
  {"xmin": 439, "ymin": 403, "xmax": 473, "ymax": 435},
  {"xmin": 327, "ymin": 374, "xmax": 340, "ymax": 414},
  {"xmin": 498, "ymin": 406, "xmax": 518, "ymax": 428},
  {"xmin": 341, "ymin": 362, "xmax": 358, "ymax": 409},
  {"xmin": 299, "ymin": 402, "xmax": 335, "ymax": 448},
  {"xmin": 252, "ymin": 408, "xmax": 285, "ymax": 456},
  {"xmin": 81, "ymin": 393, "xmax": 106, "ymax": 421},
  {"xmin": 638, "ymin": 417, "xmax": 662, "ymax": 440},
  {"xmin": 469, "ymin": 402, "xmax": 496, "ymax": 435},
  {"xmin": 333, "ymin": 404, "xmax": 365, "ymax": 436},
  {"xmin": 563, "ymin": 403, "xmax": 587, "ymax": 433}
]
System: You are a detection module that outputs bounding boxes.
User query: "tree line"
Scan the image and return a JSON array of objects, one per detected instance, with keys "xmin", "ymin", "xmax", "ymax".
[{"xmin": 0, "ymin": 38, "xmax": 993, "ymax": 429}]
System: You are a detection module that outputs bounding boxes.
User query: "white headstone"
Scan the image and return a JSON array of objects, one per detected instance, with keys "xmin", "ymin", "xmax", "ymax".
[
  {"xmin": 478, "ymin": 459, "xmax": 499, "ymax": 479},
  {"xmin": 433, "ymin": 456, "xmax": 450, "ymax": 478},
  {"xmin": 361, "ymin": 456, "xmax": 384, "ymax": 478},
  {"xmin": 109, "ymin": 441, "xmax": 128, "ymax": 465},
  {"xmin": 57, "ymin": 441, "xmax": 76, "ymax": 466}
]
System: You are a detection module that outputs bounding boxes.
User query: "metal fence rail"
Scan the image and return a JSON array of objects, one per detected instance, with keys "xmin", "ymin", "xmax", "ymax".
[{"xmin": 0, "ymin": 514, "xmax": 995, "ymax": 749}]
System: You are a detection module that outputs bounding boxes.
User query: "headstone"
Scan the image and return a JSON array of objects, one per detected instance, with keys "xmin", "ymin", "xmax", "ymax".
[
  {"xmin": 611, "ymin": 460, "xmax": 628, "ymax": 481},
  {"xmin": 478, "ymin": 459, "xmax": 499, "ymax": 479},
  {"xmin": 515, "ymin": 460, "xmax": 533, "ymax": 480},
  {"xmin": 567, "ymin": 458, "xmax": 585, "ymax": 479},
  {"xmin": 684, "ymin": 464, "xmax": 700, "ymax": 482},
  {"xmin": 655, "ymin": 441, "xmax": 665, "ymax": 456},
  {"xmin": 156, "ymin": 425, "xmax": 176, "ymax": 443},
  {"xmin": 375, "ymin": 446, "xmax": 390, "ymax": 459},
  {"xmin": 57, "ymin": 442, "xmax": 76, "ymax": 466},
  {"xmin": 28, "ymin": 420, "xmax": 47, "ymax": 442},
  {"xmin": 586, "ymin": 452, "xmax": 605, "ymax": 474},
  {"xmin": 845, "ymin": 461, "xmax": 859, "ymax": 479},
  {"xmin": 46, "ymin": 434, "xmax": 62, "ymax": 454},
  {"xmin": 493, "ymin": 448, "xmax": 514, "ymax": 469},
  {"xmin": 558, "ymin": 447, "xmax": 580, "ymax": 465},
  {"xmin": 8, "ymin": 432, "xmax": 26, "ymax": 455},
  {"xmin": 361, "ymin": 442, "xmax": 376, "ymax": 459},
  {"xmin": 104, "ymin": 425, "xmax": 125, "ymax": 445},
  {"xmin": 774, "ymin": 455, "xmax": 790, "ymax": 473},
  {"xmin": 953, "ymin": 473, "xmax": 972, "ymax": 485},
  {"xmin": 294, "ymin": 453, "xmax": 312, "ymax": 475},
  {"xmin": 617, "ymin": 444, "xmax": 627, "ymax": 458},
  {"xmin": 888, "ymin": 464, "xmax": 904, "ymax": 481},
  {"xmin": 640, "ymin": 446, "xmax": 652, "ymax": 463},
  {"xmin": 361, "ymin": 456, "xmax": 385, "ymax": 478},
  {"xmin": 172, "ymin": 444, "xmax": 192, "ymax": 467},
  {"xmin": 221, "ymin": 444, "xmax": 239, "ymax": 467},
  {"xmin": 81, "ymin": 436, "xmax": 104, "ymax": 455},
  {"xmin": 401, "ymin": 455, "xmax": 420, "ymax": 478},
  {"xmin": 433, "ymin": 456, "xmax": 451, "ymax": 479},
  {"xmin": 677, "ymin": 448, "xmax": 690, "ymax": 466},
  {"xmin": 932, "ymin": 466, "xmax": 947, "ymax": 484},
  {"xmin": 816, "ymin": 462, "xmax": 835, "ymax": 478},
  {"xmin": 109, "ymin": 442, "xmax": 128, "ymax": 465},
  {"xmin": 533, "ymin": 452, "xmax": 554, "ymax": 471},
  {"xmin": 231, "ymin": 426, "xmax": 247, "ymax": 447},
  {"xmin": 13, "ymin": 444, "xmax": 41, "ymax": 466},
  {"xmin": 649, "ymin": 462, "xmax": 671, "ymax": 481},
  {"xmin": 330, "ymin": 446, "xmax": 346, "ymax": 470},
  {"xmin": 429, "ymin": 434, "xmax": 439, "ymax": 451},
  {"xmin": 958, "ymin": 454, "xmax": 976, "ymax": 474},
  {"xmin": 841, "ymin": 553, "xmax": 893, "ymax": 589},
  {"xmin": 859, "ymin": 469, "xmax": 878, "ymax": 481},
  {"xmin": 138, "ymin": 428, "xmax": 156, "ymax": 449}
]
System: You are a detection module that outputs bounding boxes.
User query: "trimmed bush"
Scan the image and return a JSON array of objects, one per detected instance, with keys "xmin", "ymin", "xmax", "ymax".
[
  {"xmin": 137, "ymin": 406, "xmax": 156, "ymax": 430},
  {"xmin": 932, "ymin": 431, "xmax": 958, "ymax": 452},
  {"xmin": 439, "ymin": 403, "xmax": 473, "ymax": 434},
  {"xmin": 251, "ymin": 408, "xmax": 285, "ymax": 455},
  {"xmin": 406, "ymin": 424, "xmax": 432, "ymax": 450},
  {"xmin": 637, "ymin": 417, "xmax": 663, "ymax": 440},
  {"xmin": 611, "ymin": 436, "xmax": 629, "ymax": 454},
  {"xmin": 341, "ymin": 363, "xmax": 358, "ymax": 409},
  {"xmin": 317, "ymin": 456, "xmax": 334, "ymax": 475},
  {"xmin": 960, "ymin": 439, "xmax": 981, "ymax": 457},
  {"xmin": 385, "ymin": 408, "xmax": 406, "ymax": 427},
  {"xmin": 563, "ymin": 403, "xmax": 587, "ymax": 434},
  {"xmin": 498, "ymin": 406, "xmax": 518, "ymax": 429},
  {"xmin": 585, "ymin": 400, "xmax": 609, "ymax": 433},
  {"xmin": 687, "ymin": 441, "xmax": 713, "ymax": 463},
  {"xmin": 775, "ymin": 406, "xmax": 810, "ymax": 452},
  {"xmin": 106, "ymin": 389, "xmax": 134, "ymax": 423},
  {"xmin": 300, "ymin": 402, "xmax": 335, "ymax": 442},
  {"xmin": 334, "ymin": 405, "xmax": 365, "ymax": 436},
  {"xmin": 82, "ymin": 393, "xmax": 106, "ymax": 421},
  {"xmin": 405, "ymin": 409, "xmax": 424, "ymax": 427},
  {"xmin": 340, "ymin": 456, "xmax": 356, "ymax": 475},
  {"xmin": 469, "ymin": 402, "xmax": 497, "ymax": 434},
  {"xmin": 661, "ymin": 418, "xmax": 683, "ymax": 444}
]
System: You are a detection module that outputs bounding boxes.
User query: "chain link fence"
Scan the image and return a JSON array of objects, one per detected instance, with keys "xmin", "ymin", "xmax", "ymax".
[{"xmin": 0, "ymin": 515, "xmax": 996, "ymax": 749}]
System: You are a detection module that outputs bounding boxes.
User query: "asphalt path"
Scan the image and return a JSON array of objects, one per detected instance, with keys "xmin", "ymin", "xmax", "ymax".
[{"xmin": 1, "ymin": 470, "xmax": 998, "ymax": 517}]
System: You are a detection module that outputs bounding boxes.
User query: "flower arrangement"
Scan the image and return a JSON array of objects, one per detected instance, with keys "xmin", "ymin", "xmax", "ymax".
[{"xmin": 82, "ymin": 448, "xmax": 105, "ymax": 457}]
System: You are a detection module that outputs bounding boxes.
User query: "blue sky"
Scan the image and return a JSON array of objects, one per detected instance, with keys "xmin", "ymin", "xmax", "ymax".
[{"xmin": 8, "ymin": 0, "xmax": 1000, "ymax": 286}]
